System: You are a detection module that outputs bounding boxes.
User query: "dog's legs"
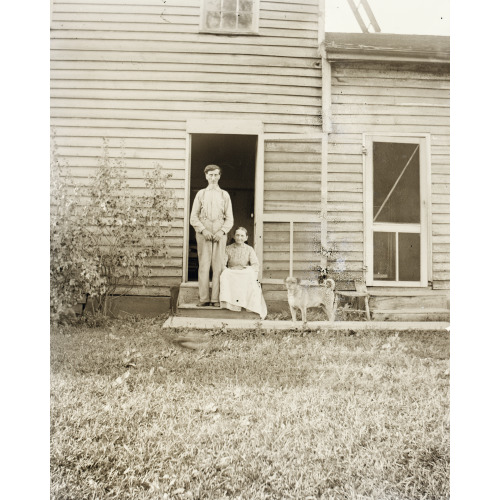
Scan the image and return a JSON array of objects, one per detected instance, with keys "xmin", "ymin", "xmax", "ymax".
[
  {"xmin": 290, "ymin": 306, "xmax": 297, "ymax": 322},
  {"xmin": 322, "ymin": 304, "xmax": 334, "ymax": 323},
  {"xmin": 332, "ymin": 293, "xmax": 339, "ymax": 321},
  {"xmin": 301, "ymin": 306, "xmax": 307, "ymax": 324}
]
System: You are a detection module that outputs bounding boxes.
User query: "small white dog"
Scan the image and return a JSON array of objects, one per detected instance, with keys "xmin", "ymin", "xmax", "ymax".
[{"xmin": 284, "ymin": 277, "xmax": 336, "ymax": 323}]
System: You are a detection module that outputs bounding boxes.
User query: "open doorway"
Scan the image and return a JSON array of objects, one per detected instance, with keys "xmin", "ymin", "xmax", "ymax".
[{"xmin": 187, "ymin": 134, "xmax": 257, "ymax": 281}]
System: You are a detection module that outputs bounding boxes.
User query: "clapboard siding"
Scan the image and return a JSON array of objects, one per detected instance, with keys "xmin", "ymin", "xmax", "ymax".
[
  {"xmin": 263, "ymin": 140, "xmax": 321, "ymax": 213},
  {"xmin": 329, "ymin": 61, "xmax": 450, "ymax": 289},
  {"xmin": 51, "ymin": 0, "xmax": 322, "ymax": 295}
]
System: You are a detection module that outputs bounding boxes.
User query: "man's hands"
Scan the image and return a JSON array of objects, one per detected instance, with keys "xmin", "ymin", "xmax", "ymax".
[
  {"xmin": 212, "ymin": 230, "xmax": 225, "ymax": 242},
  {"xmin": 201, "ymin": 229, "xmax": 213, "ymax": 241},
  {"xmin": 201, "ymin": 229, "xmax": 225, "ymax": 242}
]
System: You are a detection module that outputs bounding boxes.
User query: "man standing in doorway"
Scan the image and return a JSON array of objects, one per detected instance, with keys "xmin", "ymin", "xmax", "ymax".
[{"xmin": 190, "ymin": 165, "xmax": 234, "ymax": 307}]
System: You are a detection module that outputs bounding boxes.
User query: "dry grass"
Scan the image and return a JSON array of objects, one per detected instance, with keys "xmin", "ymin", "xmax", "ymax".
[{"xmin": 51, "ymin": 318, "xmax": 449, "ymax": 500}]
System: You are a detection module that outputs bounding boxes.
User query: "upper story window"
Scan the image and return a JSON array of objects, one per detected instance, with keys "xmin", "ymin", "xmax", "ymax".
[{"xmin": 201, "ymin": 0, "xmax": 259, "ymax": 34}]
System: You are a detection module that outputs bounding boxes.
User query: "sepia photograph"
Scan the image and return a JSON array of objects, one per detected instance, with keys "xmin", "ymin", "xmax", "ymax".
[{"xmin": 43, "ymin": 0, "xmax": 474, "ymax": 498}]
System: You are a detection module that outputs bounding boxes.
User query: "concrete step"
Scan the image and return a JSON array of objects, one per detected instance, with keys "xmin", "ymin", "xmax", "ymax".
[
  {"xmin": 372, "ymin": 309, "xmax": 450, "ymax": 322},
  {"xmin": 176, "ymin": 304, "xmax": 260, "ymax": 320},
  {"xmin": 178, "ymin": 283, "xmax": 203, "ymax": 307}
]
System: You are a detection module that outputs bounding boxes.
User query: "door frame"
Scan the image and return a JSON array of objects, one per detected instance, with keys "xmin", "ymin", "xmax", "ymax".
[
  {"xmin": 183, "ymin": 119, "xmax": 264, "ymax": 282},
  {"xmin": 363, "ymin": 133, "xmax": 432, "ymax": 287}
]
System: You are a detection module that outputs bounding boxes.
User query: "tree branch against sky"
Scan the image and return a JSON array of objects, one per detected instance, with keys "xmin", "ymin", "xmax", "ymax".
[{"xmin": 325, "ymin": 0, "xmax": 450, "ymax": 35}]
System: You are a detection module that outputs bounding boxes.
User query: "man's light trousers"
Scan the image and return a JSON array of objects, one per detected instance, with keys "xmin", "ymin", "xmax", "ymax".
[{"xmin": 196, "ymin": 230, "xmax": 227, "ymax": 303}]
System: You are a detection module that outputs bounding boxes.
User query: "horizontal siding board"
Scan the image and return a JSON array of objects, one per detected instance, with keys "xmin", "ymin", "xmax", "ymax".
[
  {"xmin": 331, "ymin": 103, "xmax": 449, "ymax": 117},
  {"xmin": 53, "ymin": 156, "xmax": 187, "ymax": 170},
  {"xmin": 332, "ymin": 94, "xmax": 449, "ymax": 107},
  {"xmin": 264, "ymin": 191, "xmax": 321, "ymax": 202},
  {"xmin": 51, "ymin": 49, "xmax": 319, "ymax": 69},
  {"xmin": 52, "ymin": 22, "xmax": 318, "ymax": 39},
  {"xmin": 265, "ymin": 171, "xmax": 320, "ymax": 182},
  {"xmin": 265, "ymin": 141, "xmax": 322, "ymax": 152},
  {"xmin": 432, "ymin": 225, "xmax": 450, "ymax": 236},
  {"xmin": 263, "ymin": 202, "xmax": 319, "ymax": 212},
  {"xmin": 432, "ymin": 203, "xmax": 450, "ymax": 214},
  {"xmin": 53, "ymin": 126, "xmax": 188, "ymax": 138},
  {"xmin": 264, "ymin": 152, "xmax": 322, "ymax": 162},
  {"xmin": 51, "ymin": 78, "xmax": 322, "ymax": 97},
  {"xmin": 51, "ymin": 39, "xmax": 319, "ymax": 59},
  {"xmin": 261, "ymin": 162, "xmax": 320, "ymax": 172},
  {"xmin": 51, "ymin": 107, "xmax": 323, "ymax": 125},
  {"xmin": 51, "ymin": 29, "xmax": 318, "ymax": 48},
  {"xmin": 51, "ymin": 65, "xmax": 321, "ymax": 82},
  {"xmin": 333, "ymin": 76, "xmax": 449, "ymax": 90},
  {"xmin": 328, "ymin": 153, "xmax": 362, "ymax": 164},
  {"xmin": 64, "ymin": 164, "xmax": 185, "ymax": 180},
  {"xmin": 326, "ymin": 192, "xmax": 363, "ymax": 202},
  {"xmin": 433, "ymin": 253, "xmax": 450, "ymax": 263},
  {"xmin": 332, "ymin": 85, "xmax": 449, "ymax": 99},
  {"xmin": 51, "ymin": 117, "xmax": 320, "ymax": 135},
  {"xmin": 327, "ymin": 163, "xmax": 363, "ymax": 174},
  {"xmin": 51, "ymin": 116, "xmax": 188, "ymax": 129},
  {"xmin": 52, "ymin": 12, "xmax": 319, "ymax": 30},
  {"xmin": 51, "ymin": 88, "xmax": 320, "ymax": 107},
  {"xmin": 432, "ymin": 183, "xmax": 450, "ymax": 194},
  {"xmin": 333, "ymin": 115, "xmax": 449, "ymax": 126},
  {"xmin": 332, "ymin": 124, "xmax": 449, "ymax": 134},
  {"xmin": 55, "ymin": 146, "xmax": 185, "ymax": 160},
  {"xmin": 328, "ymin": 143, "xmax": 362, "ymax": 154},
  {"xmin": 327, "ymin": 172, "xmax": 363, "ymax": 183},
  {"xmin": 54, "ymin": 136, "xmax": 186, "ymax": 149},
  {"xmin": 333, "ymin": 65, "xmax": 449, "ymax": 81},
  {"xmin": 51, "ymin": 98, "xmax": 320, "ymax": 115},
  {"xmin": 433, "ymin": 243, "xmax": 450, "ymax": 253},
  {"xmin": 327, "ymin": 182, "xmax": 362, "ymax": 193}
]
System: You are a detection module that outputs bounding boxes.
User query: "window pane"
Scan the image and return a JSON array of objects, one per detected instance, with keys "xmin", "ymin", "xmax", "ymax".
[
  {"xmin": 240, "ymin": 0, "xmax": 253, "ymax": 11},
  {"xmin": 399, "ymin": 233, "xmax": 420, "ymax": 281},
  {"xmin": 221, "ymin": 12, "xmax": 237, "ymax": 29},
  {"xmin": 373, "ymin": 232, "xmax": 396, "ymax": 281},
  {"xmin": 238, "ymin": 12, "xmax": 253, "ymax": 29},
  {"xmin": 206, "ymin": 0, "xmax": 221, "ymax": 9},
  {"xmin": 223, "ymin": 0, "xmax": 237, "ymax": 11},
  {"xmin": 205, "ymin": 11, "xmax": 221, "ymax": 29},
  {"xmin": 373, "ymin": 142, "xmax": 420, "ymax": 223}
]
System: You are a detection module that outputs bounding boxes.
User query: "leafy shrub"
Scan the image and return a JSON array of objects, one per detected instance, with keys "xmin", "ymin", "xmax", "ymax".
[{"xmin": 50, "ymin": 134, "xmax": 177, "ymax": 320}]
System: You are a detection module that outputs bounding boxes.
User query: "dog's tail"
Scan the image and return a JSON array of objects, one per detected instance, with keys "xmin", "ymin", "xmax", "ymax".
[{"xmin": 324, "ymin": 278, "xmax": 335, "ymax": 290}]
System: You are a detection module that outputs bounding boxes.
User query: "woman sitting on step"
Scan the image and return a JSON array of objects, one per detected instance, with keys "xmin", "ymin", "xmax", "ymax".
[{"xmin": 219, "ymin": 227, "xmax": 267, "ymax": 319}]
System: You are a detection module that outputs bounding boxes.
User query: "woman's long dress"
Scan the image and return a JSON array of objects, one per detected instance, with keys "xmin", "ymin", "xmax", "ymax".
[{"xmin": 219, "ymin": 243, "xmax": 267, "ymax": 319}]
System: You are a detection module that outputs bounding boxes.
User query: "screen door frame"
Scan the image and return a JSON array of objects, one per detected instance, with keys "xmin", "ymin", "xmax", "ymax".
[{"xmin": 363, "ymin": 133, "xmax": 431, "ymax": 287}]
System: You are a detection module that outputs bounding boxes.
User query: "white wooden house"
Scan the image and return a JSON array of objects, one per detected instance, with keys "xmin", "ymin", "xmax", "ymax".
[{"xmin": 50, "ymin": 0, "xmax": 449, "ymax": 319}]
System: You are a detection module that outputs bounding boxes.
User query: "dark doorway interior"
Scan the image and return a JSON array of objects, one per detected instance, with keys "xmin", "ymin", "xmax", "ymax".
[{"xmin": 188, "ymin": 134, "xmax": 257, "ymax": 281}]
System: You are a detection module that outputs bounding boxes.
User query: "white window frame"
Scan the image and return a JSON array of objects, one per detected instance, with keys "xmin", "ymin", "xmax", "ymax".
[
  {"xmin": 199, "ymin": 0, "xmax": 260, "ymax": 35},
  {"xmin": 363, "ymin": 133, "xmax": 432, "ymax": 287}
]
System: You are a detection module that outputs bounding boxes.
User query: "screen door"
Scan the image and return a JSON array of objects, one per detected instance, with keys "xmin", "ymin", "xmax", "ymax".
[{"xmin": 365, "ymin": 136, "xmax": 428, "ymax": 286}]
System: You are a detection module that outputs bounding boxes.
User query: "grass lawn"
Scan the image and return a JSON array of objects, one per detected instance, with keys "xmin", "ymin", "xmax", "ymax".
[{"xmin": 51, "ymin": 317, "xmax": 449, "ymax": 500}]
